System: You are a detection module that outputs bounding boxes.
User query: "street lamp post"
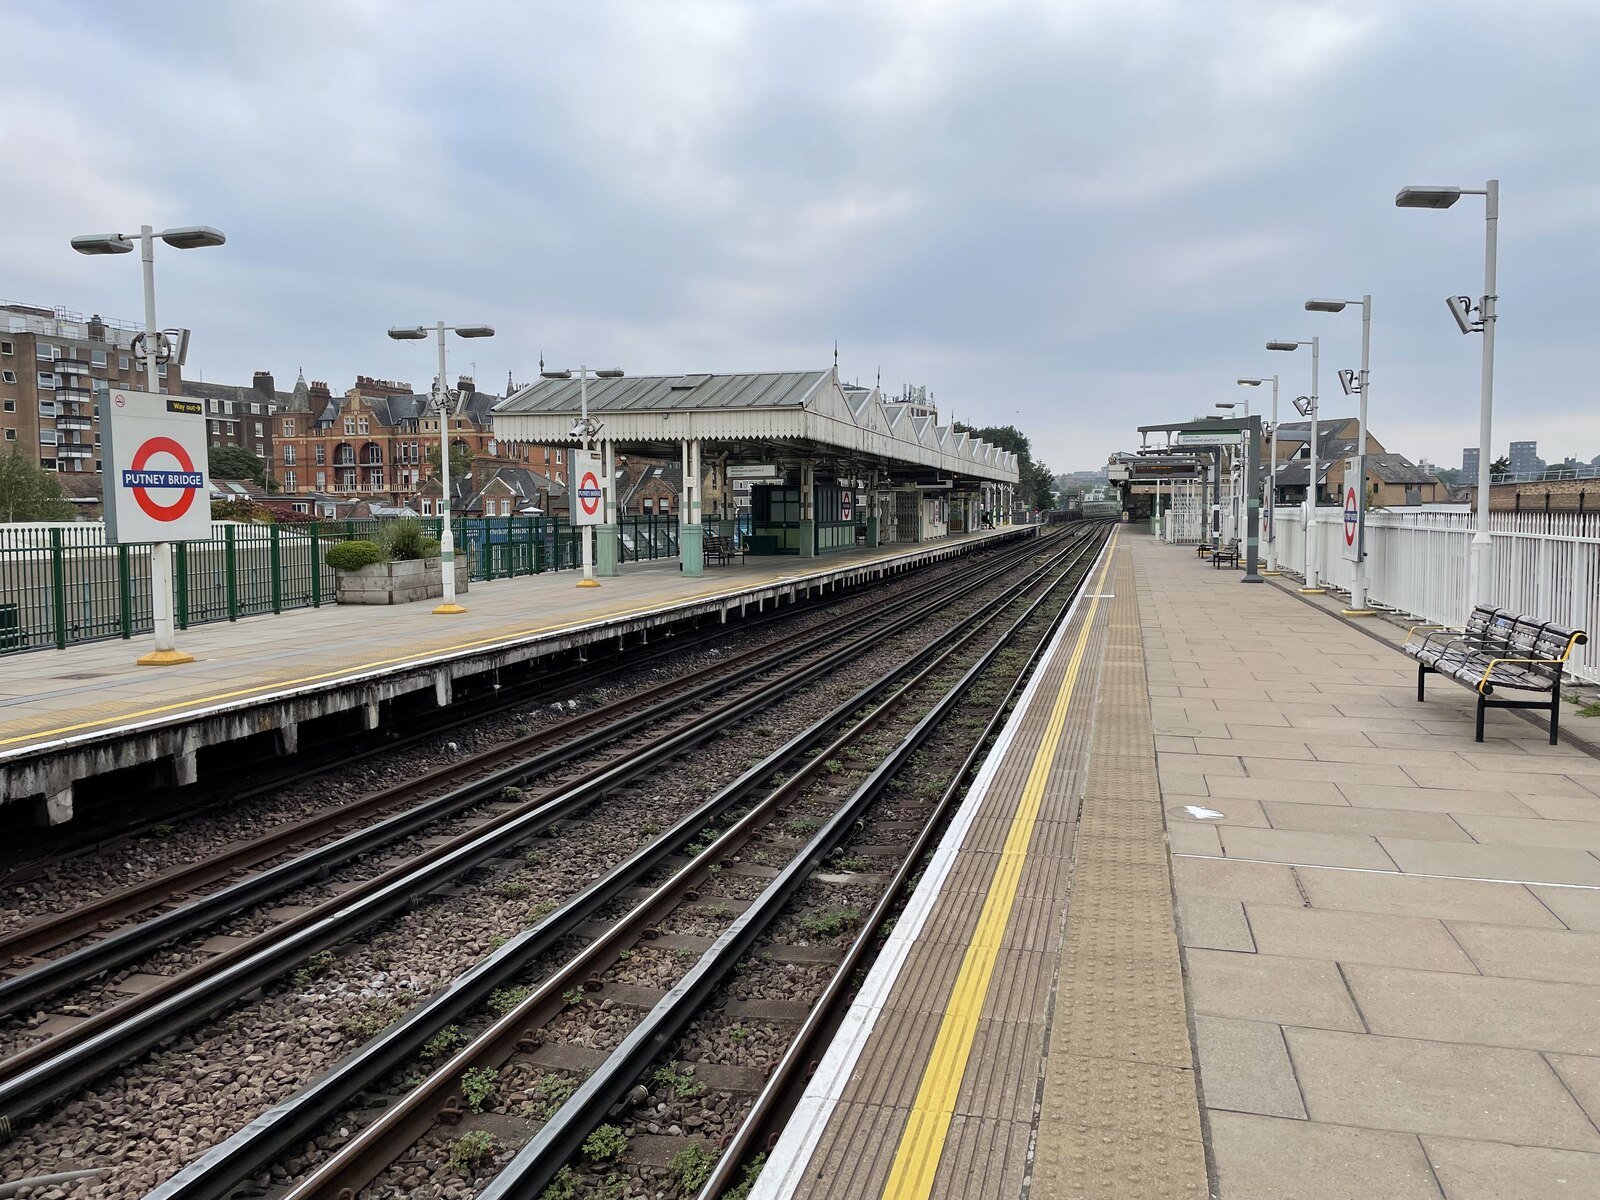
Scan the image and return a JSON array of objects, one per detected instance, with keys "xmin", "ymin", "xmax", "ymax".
[
  {"xmin": 541, "ymin": 366, "xmax": 624, "ymax": 588},
  {"xmin": 1306, "ymin": 296, "xmax": 1375, "ymax": 615},
  {"xmin": 387, "ymin": 321, "xmax": 495, "ymax": 614},
  {"xmin": 1267, "ymin": 337, "xmax": 1322, "ymax": 593},
  {"xmin": 72, "ymin": 223, "xmax": 226, "ymax": 665},
  {"xmin": 1237, "ymin": 376, "xmax": 1279, "ymax": 572},
  {"xmin": 1396, "ymin": 180, "xmax": 1499, "ymax": 613},
  {"xmin": 1214, "ymin": 400, "xmax": 1247, "ymax": 545}
]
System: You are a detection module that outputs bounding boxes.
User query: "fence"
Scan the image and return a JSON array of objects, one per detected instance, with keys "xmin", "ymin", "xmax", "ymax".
[
  {"xmin": 1272, "ymin": 507, "xmax": 1599, "ymax": 684},
  {"xmin": 0, "ymin": 514, "xmax": 685, "ymax": 656}
]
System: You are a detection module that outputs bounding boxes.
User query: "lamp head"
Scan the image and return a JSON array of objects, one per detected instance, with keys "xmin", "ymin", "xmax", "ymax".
[
  {"xmin": 453, "ymin": 325, "xmax": 495, "ymax": 338},
  {"xmin": 593, "ymin": 368, "xmax": 624, "ymax": 379},
  {"xmin": 1214, "ymin": 402, "xmax": 1237, "ymax": 410},
  {"xmin": 1395, "ymin": 185, "xmax": 1462, "ymax": 209},
  {"xmin": 1305, "ymin": 298, "xmax": 1347, "ymax": 313},
  {"xmin": 541, "ymin": 369, "xmax": 573, "ymax": 380},
  {"xmin": 387, "ymin": 326, "xmax": 428, "ymax": 340},
  {"xmin": 159, "ymin": 225, "xmax": 226, "ymax": 250},
  {"xmin": 1236, "ymin": 378, "xmax": 1264, "ymax": 386},
  {"xmin": 1266, "ymin": 341, "xmax": 1300, "ymax": 352},
  {"xmin": 70, "ymin": 233, "xmax": 134, "ymax": 255}
]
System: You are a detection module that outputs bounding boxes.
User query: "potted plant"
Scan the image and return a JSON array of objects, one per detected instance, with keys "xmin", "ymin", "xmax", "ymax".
[{"xmin": 326, "ymin": 519, "xmax": 470, "ymax": 605}]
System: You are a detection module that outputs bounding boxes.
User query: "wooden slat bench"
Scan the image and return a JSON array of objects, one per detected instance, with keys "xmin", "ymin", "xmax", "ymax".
[
  {"xmin": 1403, "ymin": 604, "xmax": 1589, "ymax": 744},
  {"xmin": 703, "ymin": 535, "xmax": 746, "ymax": 566}
]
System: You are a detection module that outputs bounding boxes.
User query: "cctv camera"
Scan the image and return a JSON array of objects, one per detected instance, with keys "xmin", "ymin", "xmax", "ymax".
[
  {"xmin": 1446, "ymin": 295, "xmax": 1477, "ymax": 335},
  {"xmin": 1338, "ymin": 369, "xmax": 1357, "ymax": 396}
]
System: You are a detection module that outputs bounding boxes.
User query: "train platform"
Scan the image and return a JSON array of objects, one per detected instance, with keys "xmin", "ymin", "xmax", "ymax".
[
  {"xmin": 0, "ymin": 528, "xmax": 1028, "ymax": 822},
  {"xmin": 759, "ymin": 530, "xmax": 1600, "ymax": 1200}
]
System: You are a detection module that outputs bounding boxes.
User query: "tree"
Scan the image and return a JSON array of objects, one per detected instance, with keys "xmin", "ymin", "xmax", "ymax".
[
  {"xmin": 953, "ymin": 422, "xmax": 1058, "ymax": 511},
  {"xmin": 207, "ymin": 444, "xmax": 268, "ymax": 485},
  {"xmin": 0, "ymin": 449, "xmax": 74, "ymax": 522},
  {"xmin": 1490, "ymin": 455, "xmax": 1510, "ymax": 477},
  {"xmin": 426, "ymin": 443, "xmax": 474, "ymax": 482}
]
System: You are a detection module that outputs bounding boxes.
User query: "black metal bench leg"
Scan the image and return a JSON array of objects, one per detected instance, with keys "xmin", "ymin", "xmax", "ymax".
[
  {"xmin": 1475, "ymin": 694, "xmax": 1487, "ymax": 742},
  {"xmin": 1550, "ymin": 683, "xmax": 1561, "ymax": 746},
  {"xmin": 1416, "ymin": 663, "xmax": 1428, "ymax": 703}
]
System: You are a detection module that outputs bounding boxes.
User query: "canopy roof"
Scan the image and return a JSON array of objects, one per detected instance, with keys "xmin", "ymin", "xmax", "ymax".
[{"xmin": 492, "ymin": 367, "xmax": 1019, "ymax": 486}]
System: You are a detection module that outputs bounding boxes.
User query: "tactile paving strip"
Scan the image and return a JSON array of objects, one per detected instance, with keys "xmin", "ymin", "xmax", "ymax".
[{"xmin": 1029, "ymin": 545, "xmax": 1209, "ymax": 1199}]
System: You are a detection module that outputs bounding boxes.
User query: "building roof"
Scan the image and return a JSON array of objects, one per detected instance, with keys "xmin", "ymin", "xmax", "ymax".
[
  {"xmin": 493, "ymin": 367, "xmax": 1018, "ymax": 486},
  {"xmin": 1367, "ymin": 453, "xmax": 1438, "ymax": 485}
]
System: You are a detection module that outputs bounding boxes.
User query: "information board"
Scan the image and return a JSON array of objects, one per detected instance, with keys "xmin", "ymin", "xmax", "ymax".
[
  {"xmin": 571, "ymin": 451, "xmax": 603, "ymax": 527},
  {"xmin": 101, "ymin": 388, "xmax": 210, "ymax": 544}
]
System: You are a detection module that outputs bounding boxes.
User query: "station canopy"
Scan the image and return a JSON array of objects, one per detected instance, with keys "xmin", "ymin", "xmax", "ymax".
[{"xmin": 491, "ymin": 367, "xmax": 1019, "ymax": 487}]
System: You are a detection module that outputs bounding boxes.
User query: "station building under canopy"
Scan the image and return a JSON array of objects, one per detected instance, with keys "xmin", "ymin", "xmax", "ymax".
[{"xmin": 492, "ymin": 367, "xmax": 1021, "ymax": 574}]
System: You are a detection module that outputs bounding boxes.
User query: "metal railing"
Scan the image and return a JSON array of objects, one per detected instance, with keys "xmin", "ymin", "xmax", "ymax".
[
  {"xmin": 0, "ymin": 514, "xmax": 696, "ymax": 655},
  {"xmin": 1273, "ymin": 507, "xmax": 1599, "ymax": 684}
]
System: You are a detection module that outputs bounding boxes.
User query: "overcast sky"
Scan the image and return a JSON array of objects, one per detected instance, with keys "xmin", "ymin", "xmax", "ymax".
[{"xmin": 5, "ymin": 0, "xmax": 1598, "ymax": 475}]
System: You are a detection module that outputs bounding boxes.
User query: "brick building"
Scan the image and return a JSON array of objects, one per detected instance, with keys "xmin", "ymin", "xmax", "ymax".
[
  {"xmin": 182, "ymin": 371, "xmax": 290, "ymax": 463},
  {"xmin": 268, "ymin": 374, "xmax": 569, "ymax": 504},
  {"xmin": 1, "ymin": 301, "xmax": 186, "ymax": 477}
]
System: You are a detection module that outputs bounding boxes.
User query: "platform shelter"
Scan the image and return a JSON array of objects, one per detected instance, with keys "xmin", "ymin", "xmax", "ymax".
[{"xmin": 491, "ymin": 367, "xmax": 1020, "ymax": 575}]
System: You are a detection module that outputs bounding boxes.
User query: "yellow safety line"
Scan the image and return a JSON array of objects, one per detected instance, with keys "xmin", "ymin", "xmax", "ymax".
[
  {"xmin": 882, "ymin": 532, "xmax": 1117, "ymax": 1200},
  {"xmin": 0, "ymin": 561, "xmax": 884, "ymax": 749}
]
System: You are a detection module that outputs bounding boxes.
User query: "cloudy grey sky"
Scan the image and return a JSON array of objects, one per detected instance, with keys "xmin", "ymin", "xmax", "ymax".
[{"xmin": 5, "ymin": 0, "xmax": 1598, "ymax": 475}]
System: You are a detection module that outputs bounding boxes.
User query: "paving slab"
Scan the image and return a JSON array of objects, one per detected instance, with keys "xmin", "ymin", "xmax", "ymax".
[
  {"xmin": 1445, "ymin": 922, "xmax": 1600, "ymax": 984},
  {"xmin": 1193, "ymin": 1015, "xmax": 1306, "ymax": 1119},
  {"xmin": 1216, "ymin": 826, "xmax": 1399, "ymax": 871},
  {"xmin": 1422, "ymin": 1137, "xmax": 1600, "ymax": 1200},
  {"xmin": 1185, "ymin": 950, "xmax": 1365, "ymax": 1032},
  {"xmin": 1244, "ymin": 904, "xmax": 1479, "ymax": 973},
  {"xmin": 1295, "ymin": 868, "xmax": 1564, "ymax": 927},
  {"xmin": 1209, "ymin": 1112, "xmax": 1444, "ymax": 1200}
]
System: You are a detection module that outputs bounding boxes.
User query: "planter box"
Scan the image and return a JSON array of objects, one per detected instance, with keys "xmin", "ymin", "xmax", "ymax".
[{"xmin": 334, "ymin": 557, "xmax": 471, "ymax": 605}]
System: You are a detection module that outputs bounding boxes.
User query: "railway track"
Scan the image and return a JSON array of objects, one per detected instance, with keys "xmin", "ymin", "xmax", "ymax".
[
  {"xmin": 130, "ymin": 521, "xmax": 1111, "ymax": 1200},
  {"xmin": 0, "ymin": 529, "xmax": 1081, "ymax": 1182}
]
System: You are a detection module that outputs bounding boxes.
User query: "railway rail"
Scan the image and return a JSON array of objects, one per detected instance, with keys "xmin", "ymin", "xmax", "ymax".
[
  {"xmin": 132, "ymin": 521, "xmax": 1111, "ymax": 1200},
  {"xmin": 0, "ymin": 529, "xmax": 1086, "ymax": 1186}
]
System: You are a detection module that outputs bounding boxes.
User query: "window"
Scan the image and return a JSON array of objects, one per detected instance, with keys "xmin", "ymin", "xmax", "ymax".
[
  {"xmin": 0, "ymin": 340, "xmax": 12, "ymax": 355},
  {"xmin": 37, "ymin": 372, "xmax": 57, "ymax": 390},
  {"xmin": 316, "ymin": 471, "xmax": 326, "ymax": 489},
  {"xmin": 40, "ymin": 459, "xmax": 56, "ymax": 471},
  {"xmin": 285, "ymin": 470, "xmax": 297, "ymax": 490},
  {"xmin": 3, "ymin": 399, "xmax": 13, "ymax": 411},
  {"xmin": 209, "ymin": 400, "xmax": 220, "ymax": 414},
  {"xmin": 210, "ymin": 420, "xmax": 220, "ymax": 434},
  {"xmin": 254, "ymin": 421, "xmax": 263, "ymax": 435},
  {"xmin": 93, "ymin": 378, "xmax": 109, "ymax": 394},
  {"xmin": 36, "ymin": 342, "xmax": 57, "ymax": 361},
  {"xmin": 357, "ymin": 416, "xmax": 369, "ymax": 434},
  {"xmin": 282, "ymin": 418, "xmax": 296, "ymax": 436},
  {"xmin": 643, "ymin": 498, "xmax": 653, "ymax": 513},
  {"xmin": 315, "ymin": 445, "xmax": 326, "ymax": 465},
  {"xmin": 555, "ymin": 448, "xmax": 564, "ymax": 464},
  {"xmin": 39, "ymin": 429, "xmax": 57, "ymax": 445},
  {"xmin": 422, "ymin": 498, "xmax": 433, "ymax": 516},
  {"xmin": 500, "ymin": 499, "xmax": 511, "ymax": 516},
  {"xmin": 94, "ymin": 460, "xmax": 102, "ymax": 473},
  {"xmin": 343, "ymin": 418, "xmax": 356, "ymax": 435},
  {"xmin": 38, "ymin": 399, "xmax": 55, "ymax": 417},
  {"xmin": 91, "ymin": 350, "xmax": 106, "ymax": 367},
  {"xmin": 118, "ymin": 355, "xmax": 130, "ymax": 371},
  {"xmin": 3, "ymin": 429, "xmax": 13, "ymax": 441},
  {"xmin": 1, "ymin": 371, "xmax": 14, "ymax": 385},
  {"xmin": 255, "ymin": 441, "xmax": 265, "ymax": 456},
  {"xmin": 283, "ymin": 446, "xmax": 297, "ymax": 465},
  {"xmin": 157, "ymin": 362, "xmax": 167, "ymax": 377}
]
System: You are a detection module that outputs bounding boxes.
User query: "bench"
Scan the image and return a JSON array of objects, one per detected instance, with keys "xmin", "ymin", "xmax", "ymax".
[
  {"xmin": 1209, "ymin": 540, "xmax": 1240, "ymax": 570},
  {"xmin": 703, "ymin": 534, "xmax": 746, "ymax": 566},
  {"xmin": 1403, "ymin": 605, "xmax": 1589, "ymax": 744}
]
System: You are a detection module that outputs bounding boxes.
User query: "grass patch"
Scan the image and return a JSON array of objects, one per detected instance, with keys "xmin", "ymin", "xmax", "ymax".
[
  {"xmin": 487, "ymin": 985, "xmax": 531, "ymax": 1014},
  {"xmin": 671, "ymin": 1143, "xmax": 718, "ymax": 1190},
  {"xmin": 422, "ymin": 1024, "xmax": 468, "ymax": 1060},
  {"xmin": 523, "ymin": 1071, "xmax": 579, "ymax": 1119},
  {"xmin": 654, "ymin": 1060, "xmax": 704, "ymax": 1098},
  {"xmin": 782, "ymin": 816, "xmax": 820, "ymax": 838},
  {"xmin": 291, "ymin": 950, "xmax": 334, "ymax": 988},
  {"xmin": 583, "ymin": 1122, "xmax": 628, "ymax": 1163},
  {"xmin": 448, "ymin": 1129, "xmax": 498, "ymax": 1172},
  {"xmin": 800, "ymin": 907, "xmax": 861, "ymax": 939}
]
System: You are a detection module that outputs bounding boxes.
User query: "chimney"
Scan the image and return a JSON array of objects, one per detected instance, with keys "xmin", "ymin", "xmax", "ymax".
[
  {"xmin": 252, "ymin": 371, "xmax": 275, "ymax": 399},
  {"xmin": 457, "ymin": 375, "xmax": 474, "ymax": 397},
  {"xmin": 309, "ymin": 380, "xmax": 332, "ymax": 402},
  {"xmin": 88, "ymin": 314, "xmax": 107, "ymax": 343}
]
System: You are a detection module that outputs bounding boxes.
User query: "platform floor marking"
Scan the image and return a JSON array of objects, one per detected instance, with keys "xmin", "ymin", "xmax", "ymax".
[
  {"xmin": 0, "ymin": 553, "xmax": 934, "ymax": 751},
  {"xmin": 1173, "ymin": 853, "xmax": 1600, "ymax": 890},
  {"xmin": 880, "ymin": 534, "xmax": 1118, "ymax": 1200}
]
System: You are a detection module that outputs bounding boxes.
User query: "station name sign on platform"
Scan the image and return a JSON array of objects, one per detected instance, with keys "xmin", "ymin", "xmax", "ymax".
[
  {"xmin": 102, "ymin": 390, "xmax": 211, "ymax": 544},
  {"xmin": 571, "ymin": 451, "xmax": 604, "ymax": 527},
  {"xmin": 727, "ymin": 464, "xmax": 781, "ymax": 480}
]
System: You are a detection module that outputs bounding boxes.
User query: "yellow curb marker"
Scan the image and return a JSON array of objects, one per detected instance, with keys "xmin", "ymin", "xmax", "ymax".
[
  {"xmin": 0, "ymin": 543, "xmax": 979, "ymax": 749},
  {"xmin": 882, "ymin": 532, "xmax": 1117, "ymax": 1200}
]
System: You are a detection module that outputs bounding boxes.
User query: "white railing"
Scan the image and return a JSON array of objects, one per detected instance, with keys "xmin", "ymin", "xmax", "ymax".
[{"xmin": 1272, "ymin": 507, "xmax": 1599, "ymax": 683}]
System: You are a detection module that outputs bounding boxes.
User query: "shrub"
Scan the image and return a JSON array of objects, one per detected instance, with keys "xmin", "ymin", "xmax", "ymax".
[
  {"xmin": 460, "ymin": 1065, "xmax": 499, "ymax": 1111},
  {"xmin": 325, "ymin": 540, "xmax": 386, "ymax": 571},
  {"xmin": 653, "ymin": 1061, "xmax": 704, "ymax": 1098},
  {"xmin": 381, "ymin": 518, "xmax": 440, "ymax": 561},
  {"xmin": 448, "ymin": 1129, "xmax": 498, "ymax": 1172},
  {"xmin": 671, "ymin": 1144, "xmax": 717, "ymax": 1190},
  {"xmin": 583, "ymin": 1123, "xmax": 628, "ymax": 1163}
]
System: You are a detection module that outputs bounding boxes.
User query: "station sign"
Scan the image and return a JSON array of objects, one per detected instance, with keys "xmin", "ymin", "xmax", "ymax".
[
  {"xmin": 102, "ymin": 389, "xmax": 210, "ymax": 544},
  {"xmin": 1342, "ymin": 455, "xmax": 1365, "ymax": 562},
  {"xmin": 571, "ymin": 451, "xmax": 603, "ymax": 527},
  {"xmin": 728, "ymin": 464, "xmax": 781, "ymax": 480},
  {"xmin": 1174, "ymin": 429, "xmax": 1244, "ymax": 447}
]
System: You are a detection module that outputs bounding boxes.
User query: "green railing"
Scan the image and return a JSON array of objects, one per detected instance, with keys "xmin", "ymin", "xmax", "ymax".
[{"xmin": 0, "ymin": 515, "xmax": 660, "ymax": 656}]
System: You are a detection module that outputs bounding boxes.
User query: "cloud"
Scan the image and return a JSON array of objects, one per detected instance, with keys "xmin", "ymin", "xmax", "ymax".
[{"xmin": 4, "ymin": 0, "xmax": 1599, "ymax": 475}]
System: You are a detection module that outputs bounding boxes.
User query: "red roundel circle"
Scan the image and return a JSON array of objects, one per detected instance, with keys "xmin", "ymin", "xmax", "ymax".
[
  {"xmin": 578, "ymin": 469, "xmax": 602, "ymax": 516},
  {"xmin": 130, "ymin": 436, "xmax": 200, "ymax": 522}
]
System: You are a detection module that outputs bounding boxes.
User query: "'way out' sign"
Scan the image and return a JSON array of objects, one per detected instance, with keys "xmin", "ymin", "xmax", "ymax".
[{"xmin": 102, "ymin": 389, "xmax": 211, "ymax": 544}]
